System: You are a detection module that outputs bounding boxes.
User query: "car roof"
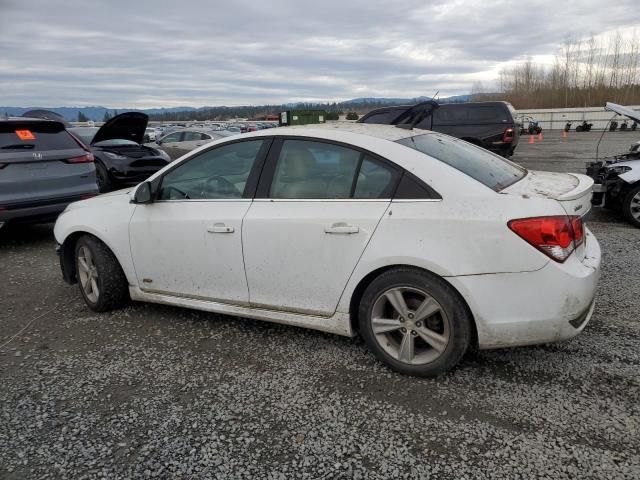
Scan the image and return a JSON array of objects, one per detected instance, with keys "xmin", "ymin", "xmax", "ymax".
[{"xmin": 249, "ymin": 122, "xmax": 430, "ymax": 142}]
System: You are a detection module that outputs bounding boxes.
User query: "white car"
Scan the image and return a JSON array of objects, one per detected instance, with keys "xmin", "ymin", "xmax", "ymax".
[{"xmin": 54, "ymin": 123, "xmax": 601, "ymax": 376}]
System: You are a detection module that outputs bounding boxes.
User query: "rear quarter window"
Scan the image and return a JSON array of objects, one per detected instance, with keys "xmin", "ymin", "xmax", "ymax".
[
  {"xmin": 0, "ymin": 122, "xmax": 78, "ymax": 151},
  {"xmin": 396, "ymin": 133, "xmax": 526, "ymax": 191}
]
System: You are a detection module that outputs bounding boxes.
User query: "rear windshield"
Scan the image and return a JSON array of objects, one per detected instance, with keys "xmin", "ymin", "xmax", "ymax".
[
  {"xmin": 0, "ymin": 122, "xmax": 78, "ymax": 151},
  {"xmin": 396, "ymin": 133, "xmax": 526, "ymax": 191}
]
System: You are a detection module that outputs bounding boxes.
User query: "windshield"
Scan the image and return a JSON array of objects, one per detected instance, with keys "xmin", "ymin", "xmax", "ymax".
[
  {"xmin": 396, "ymin": 133, "xmax": 526, "ymax": 191},
  {"xmin": 93, "ymin": 138, "xmax": 140, "ymax": 147}
]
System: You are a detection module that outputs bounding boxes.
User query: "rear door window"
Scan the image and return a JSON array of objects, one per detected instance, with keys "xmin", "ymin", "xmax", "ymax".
[
  {"xmin": 396, "ymin": 133, "xmax": 526, "ymax": 191},
  {"xmin": 268, "ymin": 140, "xmax": 400, "ymax": 199},
  {"xmin": 0, "ymin": 122, "xmax": 78, "ymax": 151}
]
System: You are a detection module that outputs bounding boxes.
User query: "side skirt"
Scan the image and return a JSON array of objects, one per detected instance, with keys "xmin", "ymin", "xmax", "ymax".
[{"xmin": 129, "ymin": 287, "xmax": 354, "ymax": 337}]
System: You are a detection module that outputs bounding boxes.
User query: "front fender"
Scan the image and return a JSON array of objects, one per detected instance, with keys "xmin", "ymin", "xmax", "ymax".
[{"xmin": 54, "ymin": 201, "xmax": 138, "ymax": 286}]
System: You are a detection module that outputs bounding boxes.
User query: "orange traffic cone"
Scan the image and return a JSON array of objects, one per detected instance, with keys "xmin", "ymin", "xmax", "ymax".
[
  {"xmin": 537, "ymin": 132, "xmax": 543, "ymax": 141},
  {"xmin": 528, "ymin": 135, "xmax": 535, "ymax": 144}
]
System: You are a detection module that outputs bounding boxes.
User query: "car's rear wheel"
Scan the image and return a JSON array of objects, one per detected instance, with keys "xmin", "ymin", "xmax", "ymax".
[
  {"xmin": 359, "ymin": 268, "xmax": 471, "ymax": 376},
  {"xmin": 75, "ymin": 235, "xmax": 129, "ymax": 312},
  {"xmin": 95, "ymin": 161, "xmax": 111, "ymax": 193},
  {"xmin": 622, "ymin": 183, "xmax": 640, "ymax": 227}
]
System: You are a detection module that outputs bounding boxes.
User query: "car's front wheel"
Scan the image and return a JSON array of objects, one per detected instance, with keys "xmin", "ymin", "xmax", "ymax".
[
  {"xmin": 622, "ymin": 183, "xmax": 640, "ymax": 227},
  {"xmin": 75, "ymin": 235, "xmax": 129, "ymax": 312},
  {"xmin": 359, "ymin": 268, "xmax": 471, "ymax": 376}
]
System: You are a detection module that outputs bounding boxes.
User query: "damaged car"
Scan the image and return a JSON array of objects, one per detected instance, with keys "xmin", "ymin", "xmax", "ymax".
[
  {"xmin": 54, "ymin": 110, "xmax": 601, "ymax": 377},
  {"xmin": 587, "ymin": 102, "xmax": 640, "ymax": 227},
  {"xmin": 70, "ymin": 112, "xmax": 172, "ymax": 193}
]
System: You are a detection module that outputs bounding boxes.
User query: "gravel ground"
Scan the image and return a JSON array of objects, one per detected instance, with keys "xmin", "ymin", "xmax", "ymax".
[{"xmin": 1, "ymin": 130, "xmax": 639, "ymax": 479}]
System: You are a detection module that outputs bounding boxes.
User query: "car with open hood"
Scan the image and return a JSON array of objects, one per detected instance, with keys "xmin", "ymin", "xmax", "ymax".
[
  {"xmin": 587, "ymin": 102, "xmax": 640, "ymax": 227},
  {"xmin": 70, "ymin": 112, "xmax": 171, "ymax": 193},
  {"xmin": 54, "ymin": 118, "xmax": 600, "ymax": 377}
]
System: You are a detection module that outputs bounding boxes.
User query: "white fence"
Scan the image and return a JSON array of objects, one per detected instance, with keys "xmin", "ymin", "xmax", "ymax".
[{"xmin": 515, "ymin": 106, "xmax": 640, "ymax": 130}]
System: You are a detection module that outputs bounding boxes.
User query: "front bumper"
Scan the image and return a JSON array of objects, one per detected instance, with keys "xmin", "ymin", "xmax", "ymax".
[{"xmin": 448, "ymin": 228, "xmax": 601, "ymax": 349}]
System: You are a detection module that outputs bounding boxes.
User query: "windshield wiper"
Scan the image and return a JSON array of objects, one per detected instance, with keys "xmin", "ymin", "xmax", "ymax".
[{"xmin": 1, "ymin": 144, "xmax": 36, "ymax": 149}]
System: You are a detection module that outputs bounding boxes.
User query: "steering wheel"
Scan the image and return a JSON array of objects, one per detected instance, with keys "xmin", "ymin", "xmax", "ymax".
[
  {"xmin": 164, "ymin": 185, "xmax": 190, "ymax": 199},
  {"xmin": 202, "ymin": 176, "xmax": 241, "ymax": 198}
]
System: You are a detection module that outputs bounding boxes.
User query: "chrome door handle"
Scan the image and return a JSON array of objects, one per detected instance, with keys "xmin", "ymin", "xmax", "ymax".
[
  {"xmin": 324, "ymin": 222, "xmax": 359, "ymax": 234},
  {"xmin": 207, "ymin": 223, "xmax": 234, "ymax": 233}
]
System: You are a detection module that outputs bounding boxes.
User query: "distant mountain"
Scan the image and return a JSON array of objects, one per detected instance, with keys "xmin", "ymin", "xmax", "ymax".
[
  {"xmin": 0, "ymin": 106, "xmax": 199, "ymax": 122},
  {"xmin": 0, "ymin": 94, "xmax": 474, "ymax": 122}
]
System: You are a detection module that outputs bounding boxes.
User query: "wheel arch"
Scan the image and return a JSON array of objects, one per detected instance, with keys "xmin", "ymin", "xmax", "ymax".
[
  {"xmin": 59, "ymin": 229, "xmax": 132, "ymax": 286},
  {"xmin": 347, "ymin": 264, "xmax": 478, "ymax": 350}
]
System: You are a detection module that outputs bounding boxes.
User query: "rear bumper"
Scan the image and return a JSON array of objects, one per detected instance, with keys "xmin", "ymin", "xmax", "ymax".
[
  {"xmin": 448, "ymin": 228, "xmax": 601, "ymax": 349},
  {"xmin": 0, "ymin": 193, "xmax": 98, "ymax": 224}
]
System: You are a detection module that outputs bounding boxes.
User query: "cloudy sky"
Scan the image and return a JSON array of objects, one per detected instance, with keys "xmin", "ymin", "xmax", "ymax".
[{"xmin": 1, "ymin": 0, "xmax": 639, "ymax": 108}]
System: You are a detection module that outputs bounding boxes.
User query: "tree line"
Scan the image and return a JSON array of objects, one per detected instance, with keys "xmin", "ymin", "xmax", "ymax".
[{"xmin": 473, "ymin": 32, "xmax": 640, "ymax": 108}]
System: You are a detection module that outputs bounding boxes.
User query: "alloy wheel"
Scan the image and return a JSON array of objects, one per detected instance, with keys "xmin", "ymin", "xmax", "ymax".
[
  {"xmin": 371, "ymin": 286, "xmax": 450, "ymax": 365},
  {"xmin": 77, "ymin": 245, "xmax": 100, "ymax": 303}
]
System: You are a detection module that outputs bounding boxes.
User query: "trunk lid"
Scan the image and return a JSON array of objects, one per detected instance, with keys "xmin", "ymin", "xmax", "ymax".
[
  {"xmin": 502, "ymin": 170, "xmax": 594, "ymax": 217},
  {"xmin": 91, "ymin": 112, "xmax": 148, "ymax": 145}
]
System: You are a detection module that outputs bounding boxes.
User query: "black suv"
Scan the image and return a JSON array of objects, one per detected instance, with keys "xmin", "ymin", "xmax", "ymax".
[{"xmin": 359, "ymin": 101, "xmax": 519, "ymax": 157}]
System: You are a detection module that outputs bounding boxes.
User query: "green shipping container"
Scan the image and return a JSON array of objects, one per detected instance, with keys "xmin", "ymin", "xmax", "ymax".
[{"xmin": 279, "ymin": 109, "xmax": 327, "ymax": 126}]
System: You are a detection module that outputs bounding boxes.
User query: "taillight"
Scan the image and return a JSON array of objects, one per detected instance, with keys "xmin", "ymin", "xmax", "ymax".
[
  {"xmin": 66, "ymin": 131, "xmax": 94, "ymax": 163},
  {"xmin": 503, "ymin": 128, "xmax": 514, "ymax": 143},
  {"xmin": 508, "ymin": 215, "xmax": 584, "ymax": 263},
  {"xmin": 64, "ymin": 153, "xmax": 94, "ymax": 163},
  {"xmin": 571, "ymin": 216, "xmax": 584, "ymax": 246}
]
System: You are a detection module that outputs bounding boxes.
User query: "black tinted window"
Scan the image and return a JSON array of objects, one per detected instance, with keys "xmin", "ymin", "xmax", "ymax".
[
  {"xmin": 394, "ymin": 172, "xmax": 440, "ymax": 199},
  {"xmin": 159, "ymin": 140, "xmax": 264, "ymax": 200},
  {"xmin": 361, "ymin": 109, "xmax": 405, "ymax": 124},
  {"xmin": 0, "ymin": 122, "xmax": 79, "ymax": 151},
  {"xmin": 434, "ymin": 104, "xmax": 509, "ymax": 124},
  {"xmin": 396, "ymin": 133, "xmax": 525, "ymax": 191}
]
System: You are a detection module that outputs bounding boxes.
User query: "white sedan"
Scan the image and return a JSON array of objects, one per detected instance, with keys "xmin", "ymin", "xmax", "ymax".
[{"xmin": 54, "ymin": 123, "xmax": 601, "ymax": 376}]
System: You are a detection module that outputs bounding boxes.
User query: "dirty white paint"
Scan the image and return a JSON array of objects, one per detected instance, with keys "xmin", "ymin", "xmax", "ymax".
[{"xmin": 54, "ymin": 124, "xmax": 602, "ymax": 350}]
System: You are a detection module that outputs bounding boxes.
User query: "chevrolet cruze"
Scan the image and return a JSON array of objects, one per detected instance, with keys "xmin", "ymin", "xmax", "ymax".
[{"xmin": 54, "ymin": 123, "xmax": 601, "ymax": 376}]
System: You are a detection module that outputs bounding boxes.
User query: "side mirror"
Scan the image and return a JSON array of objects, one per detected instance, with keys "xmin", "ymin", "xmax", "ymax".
[{"xmin": 132, "ymin": 181, "xmax": 154, "ymax": 204}]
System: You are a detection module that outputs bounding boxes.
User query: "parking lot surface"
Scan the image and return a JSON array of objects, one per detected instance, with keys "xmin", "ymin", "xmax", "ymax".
[{"xmin": 1, "ymin": 130, "xmax": 639, "ymax": 479}]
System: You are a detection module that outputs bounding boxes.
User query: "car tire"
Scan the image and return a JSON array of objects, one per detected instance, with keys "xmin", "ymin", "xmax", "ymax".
[
  {"xmin": 75, "ymin": 235, "xmax": 129, "ymax": 312},
  {"xmin": 95, "ymin": 161, "xmax": 111, "ymax": 193},
  {"xmin": 622, "ymin": 183, "xmax": 640, "ymax": 227},
  {"xmin": 358, "ymin": 268, "xmax": 471, "ymax": 377}
]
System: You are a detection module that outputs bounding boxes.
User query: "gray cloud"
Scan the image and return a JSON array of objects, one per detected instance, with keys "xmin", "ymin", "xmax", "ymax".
[{"xmin": 0, "ymin": 0, "xmax": 638, "ymax": 107}]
